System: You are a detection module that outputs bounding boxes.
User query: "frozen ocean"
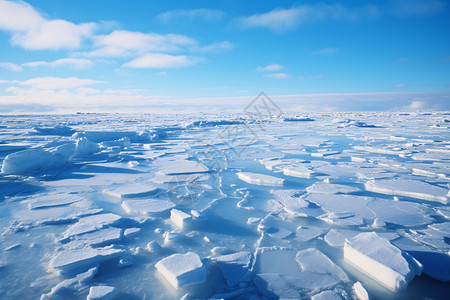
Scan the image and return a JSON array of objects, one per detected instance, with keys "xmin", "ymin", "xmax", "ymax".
[{"xmin": 0, "ymin": 111, "xmax": 449, "ymax": 300}]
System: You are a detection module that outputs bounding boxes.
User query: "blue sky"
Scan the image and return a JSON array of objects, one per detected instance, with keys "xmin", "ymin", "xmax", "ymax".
[{"xmin": 0, "ymin": 0, "xmax": 449, "ymax": 113}]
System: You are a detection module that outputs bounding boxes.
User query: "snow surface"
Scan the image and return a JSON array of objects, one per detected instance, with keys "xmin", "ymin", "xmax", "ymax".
[{"xmin": 0, "ymin": 112, "xmax": 449, "ymax": 299}]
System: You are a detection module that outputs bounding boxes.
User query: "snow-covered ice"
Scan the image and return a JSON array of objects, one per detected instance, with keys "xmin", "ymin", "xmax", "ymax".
[
  {"xmin": 344, "ymin": 232, "xmax": 423, "ymax": 292},
  {"xmin": 1, "ymin": 112, "xmax": 449, "ymax": 299},
  {"xmin": 237, "ymin": 171, "xmax": 284, "ymax": 186},
  {"xmin": 121, "ymin": 199, "xmax": 175, "ymax": 215},
  {"xmin": 87, "ymin": 286, "xmax": 117, "ymax": 300},
  {"xmin": 155, "ymin": 252, "xmax": 206, "ymax": 289}
]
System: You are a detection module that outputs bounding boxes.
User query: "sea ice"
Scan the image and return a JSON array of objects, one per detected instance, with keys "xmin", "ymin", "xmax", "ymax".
[
  {"xmin": 121, "ymin": 199, "xmax": 175, "ymax": 215},
  {"xmin": 237, "ymin": 172, "xmax": 284, "ymax": 186},
  {"xmin": 40, "ymin": 265, "xmax": 98, "ymax": 299},
  {"xmin": 61, "ymin": 213, "xmax": 123, "ymax": 239},
  {"xmin": 103, "ymin": 184, "xmax": 159, "ymax": 198},
  {"xmin": 344, "ymin": 232, "xmax": 422, "ymax": 292},
  {"xmin": 311, "ymin": 290, "xmax": 343, "ymax": 300},
  {"xmin": 353, "ymin": 281, "xmax": 369, "ymax": 300},
  {"xmin": 87, "ymin": 286, "xmax": 117, "ymax": 300},
  {"xmin": 28, "ymin": 194, "xmax": 83, "ymax": 210},
  {"xmin": 365, "ymin": 178, "xmax": 449, "ymax": 204},
  {"xmin": 1, "ymin": 148, "xmax": 67, "ymax": 175},
  {"xmin": 282, "ymin": 165, "xmax": 317, "ymax": 178},
  {"xmin": 155, "ymin": 252, "xmax": 206, "ymax": 289},
  {"xmin": 49, "ymin": 247, "xmax": 124, "ymax": 272},
  {"xmin": 211, "ymin": 251, "xmax": 252, "ymax": 286},
  {"xmin": 306, "ymin": 182, "xmax": 360, "ymax": 194},
  {"xmin": 170, "ymin": 209, "xmax": 192, "ymax": 229}
]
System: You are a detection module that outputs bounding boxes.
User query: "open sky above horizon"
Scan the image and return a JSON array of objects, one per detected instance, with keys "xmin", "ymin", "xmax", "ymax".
[{"xmin": 0, "ymin": 0, "xmax": 449, "ymax": 113}]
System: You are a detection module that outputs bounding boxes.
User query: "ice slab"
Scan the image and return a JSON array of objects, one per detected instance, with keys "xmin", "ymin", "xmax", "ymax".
[
  {"xmin": 211, "ymin": 251, "xmax": 252, "ymax": 286},
  {"xmin": 237, "ymin": 172, "xmax": 284, "ymax": 186},
  {"xmin": 365, "ymin": 179, "xmax": 449, "ymax": 204},
  {"xmin": 1, "ymin": 148, "xmax": 67, "ymax": 175},
  {"xmin": 270, "ymin": 190, "xmax": 309, "ymax": 215},
  {"xmin": 49, "ymin": 247, "xmax": 124, "ymax": 272},
  {"xmin": 295, "ymin": 226, "xmax": 327, "ymax": 242},
  {"xmin": 61, "ymin": 213, "xmax": 123, "ymax": 239},
  {"xmin": 353, "ymin": 281, "xmax": 369, "ymax": 300},
  {"xmin": 87, "ymin": 286, "xmax": 117, "ymax": 300},
  {"xmin": 122, "ymin": 199, "xmax": 175, "ymax": 215},
  {"xmin": 344, "ymin": 232, "xmax": 422, "ymax": 292},
  {"xmin": 28, "ymin": 194, "xmax": 83, "ymax": 210},
  {"xmin": 66, "ymin": 227, "xmax": 122, "ymax": 247},
  {"xmin": 306, "ymin": 182, "xmax": 360, "ymax": 194},
  {"xmin": 41, "ymin": 265, "xmax": 98, "ymax": 299},
  {"xmin": 170, "ymin": 209, "xmax": 192, "ymax": 230},
  {"xmin": 103, "ymin": 184, "xmax": 159, "ymax": 199},
  {"xmin": 282, "ymin": 165, "xmax": 316, "ymax": 178},
  {"xmin": 155, "ymin": 252, "xmax": 206, "ymax": 289},
  {"xmin": 296, "ymin": 248, "xmax": 349, "ymax": 282}
]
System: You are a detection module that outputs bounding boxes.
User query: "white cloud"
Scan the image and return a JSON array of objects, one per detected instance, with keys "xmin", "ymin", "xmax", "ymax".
[
  {"xmin": 264, "ymin": 72, "xmax": 290, "ymax": 79},
  {"xmin": 0, "ymin": 79, "xmax": 19, "ymax": 84},
  {"xmin": 124, "ymin": 53, "xmax": 200, "ymax": 69},
  {"xmin": 20, "ymin": 77, "xmax": 102, "ymax": 90},
  {"xmin": 238, "ymin": 4, "xmax": 379, "ymax": 32},
  {"xmin": 239, "ymin": 7, "xmax": 305, "ymax": 32},
  {"xmin": 409, "ymin": 100, "xmax": 426, "ymax": 109},
  {"xmin": 257, "ymin": 63, "xmax": 284, "ymax": 72},
  {"xmin": 311, "ymin": 47, "xmax": 338, "ymax": 55},
  {"xmin": 90, "ymin": 30, "xmax": 196, "ymax": 57},
  {"xmin": 0, "ymin": 0, "xmax": 96, "ymax": 50},
  {"xmin": 22, "ymin": 58, "xmax": 94, "ymax": 69},
  {"xmin": 0, "ymin": 62, "xmax": 22, "ymax": 72},
  {"xmin": 158, "ymin": 9, "xmax": 224, "ymax": 22}
]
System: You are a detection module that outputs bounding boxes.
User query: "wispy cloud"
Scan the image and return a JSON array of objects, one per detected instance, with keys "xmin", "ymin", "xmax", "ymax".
[
  {"xmin": 158, "ymin": 9, "xmax": 224, "ymax": 22},
  {"xmin": 90, "ymin": 30, "xmax": 196, "ymax": 57},
  {"xmin": 237, "ymin": 4, "xmax": 379, "ymax": 32},
  {"xmin": 0, "ymin": 62, "xmax": 22, "ymax": 72},
  {"xmin": 264, "ymin": 72, "xmax": 290, "ymax": 79},
  {"xmin": 257, "ymin": 63, "xmax": 284, "ymax": 72},
  {"xmin": 0, "ymin": 0, "xmax": 96, "ymax": 50},
  {"xmin": 124, "ymin": 53, "xmax": 201, "ymax": 69},
  {"xmin": 22, "ymin": 58, "xmax": 94, "ymax": 69},
  {"xmin": 311, "ymin": 47, "xmax": 338, "ymax": 56},
  {"xmin": 20, "ymin": 77, "xmax": 102, "ymax": 90}
]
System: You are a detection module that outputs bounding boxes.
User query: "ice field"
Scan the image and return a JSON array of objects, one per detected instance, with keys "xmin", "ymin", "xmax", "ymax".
[{"xmin": 0, "ymin": 111, "xmax": 449, "ymax": 300}]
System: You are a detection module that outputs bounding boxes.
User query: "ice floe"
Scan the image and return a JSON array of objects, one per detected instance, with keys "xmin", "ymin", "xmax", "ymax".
[
  {"xmin": 344, "ymin": 232, "xmax": 422, "ymax": 292},
  {"xmin": 155, "ymin": 252, "xmax": 206, "ymax": 289},
  {"xmin": 237, "ymin": 172, "xmax": 284, "ymax": 186}
]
